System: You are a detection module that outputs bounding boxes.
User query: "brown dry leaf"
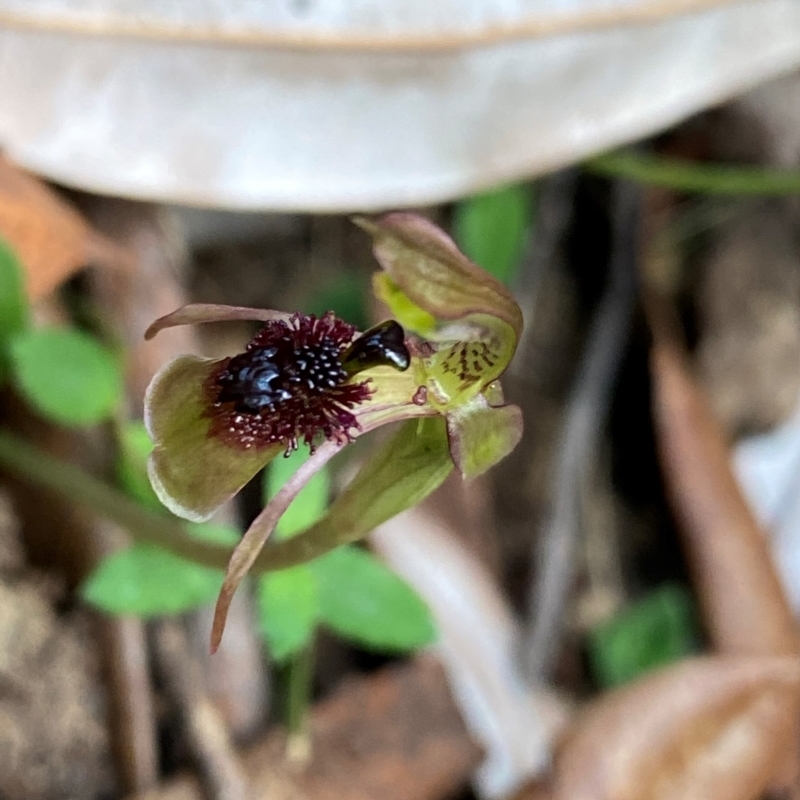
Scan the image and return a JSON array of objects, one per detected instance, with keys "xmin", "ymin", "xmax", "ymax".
[
  {"xmin": 551, "ymin": 656, "xmax": 800, "ymax": 800},
  {"xmin": 128, "ymin": 656, "xmax": 482, "ymax": 800},
  {"xmin": 0, "ymin": 155, "xmax": 128, "ymax": 300},
  {"xmin": 650, "ymin": 340, "xmax": 799, "ymax": 657}
]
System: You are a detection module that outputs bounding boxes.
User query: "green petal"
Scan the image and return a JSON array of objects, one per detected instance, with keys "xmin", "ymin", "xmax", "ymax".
[
  {"xmin": 251, "ymin": 416, "xmax": 454, "ymax": 571},
  {"xmin": 446, "ymin": 396, "xmax": 523, "ymax": 479},
  {"xmin": 145, "ymin": 355, "xmax": 281, "ymax": 522},
  {"xmin": 355, "ymin": 213, "xmax": 523, "ymax": 409},
  {"xmin": 372, "ymin": 272, "xmax": 436, "ymax": 335}
]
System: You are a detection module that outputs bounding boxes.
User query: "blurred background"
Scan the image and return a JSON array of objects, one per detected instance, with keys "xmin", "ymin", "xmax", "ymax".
[{"xmin": 3, "ymin": 1, "xmax": 800, "ymax": 799}]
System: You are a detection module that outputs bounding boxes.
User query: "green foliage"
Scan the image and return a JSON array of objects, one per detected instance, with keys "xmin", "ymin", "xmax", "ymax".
[
  {"xmin": 117, "ymin": 420, "xmax": 162, "ymax": 509},
  {"xmin": 306, "ymin": 274, "xmax": 369, "ymax": 332},
  {"xmin": 453, "ymin": 184, "xmax": 533, "ymax": 285},
  {"xmin": 257, "ymin": 564, "xmax": 318, "ymax": 660},
  {"xmin": 0, "ymin": 240, "xmax": 28, "ymax": 382},
  {"xmin": 588, "ymin": 584, "xmax": 699, "ymax": 688},
  {"xmin": 84, "ymin": 434, "xmax": 241, "ymax": 618},
  {"xmin": 83, "ymin": 542, "xmax": 224, "ymax": 617},
  {"xmin": 265, "ymin": 447, "xmax": 331, "ymax": 539},
  {"xmin": 312, "ymin": 545, "xmax": 436, "ymax": 651},
  {"xmin": 9, "ymin": 328, "xmax": 123, "ymax": 426}
]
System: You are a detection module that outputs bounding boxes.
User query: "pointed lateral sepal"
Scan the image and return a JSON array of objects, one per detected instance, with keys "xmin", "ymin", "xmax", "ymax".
[
  {"xmin": 145, "ymin": 355, "xmax": 282, "ymax": 522},
  {"xmin": 145, "ymin": 303, "xmax": 291, "ymax": 340},
  {"xmin": 210, "ymin": 439, "xmax": 341, "ymax": 652},
  {"xmin": 446, "ymin": 396, "xmax": 523, "ymax": 480}
]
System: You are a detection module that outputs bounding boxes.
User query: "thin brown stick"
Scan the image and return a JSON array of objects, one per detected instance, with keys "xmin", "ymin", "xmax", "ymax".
[
  {"xmin": 525, "ymin": 182, "xmax": 639, "ymax": 682},
  {"xmin": 152, "ymin": 621, "xmax": 248, "ymax": 800}
]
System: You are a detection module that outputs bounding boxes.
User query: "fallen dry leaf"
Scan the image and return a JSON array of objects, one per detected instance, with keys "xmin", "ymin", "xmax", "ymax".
[
  {"xmin": 649, "ymin": 300, "xmax": 800, "ymax": 793},
  {"xmin": 373, "ymin": 506, "xmax": 562, "ymax": 798},
  {"xmin": 128, "ymin": 656, "xmax": 482, "ymax": 800},
  {"xmin": 651, "ymin": 340, "xmax": 798, "ymax": 657},
  {"xmin": 0, "ymin": 155, "xmax": 129, "ymax": 300},
  {"xmin": 551, "ymin": 656, "xmax": 800, "ymax": 800}
]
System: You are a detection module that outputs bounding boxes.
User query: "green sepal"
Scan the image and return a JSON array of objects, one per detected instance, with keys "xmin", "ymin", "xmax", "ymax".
[
  {"xmin": 257, "ymin": 566, "xmax": 319, "ymax": 662},
  {"xmin": 354, "ymin": 213, "xmax": 522, "ymax": 338},
  {"xmin": 446, "ymin": 397, "xmax": 523, "ymax": 479},
  {"xmin": 253, "ymin": 416, "xmax": 454, "ymax": 571},
  {"xmin": 145, "ymin": 355, "xmax": 282, "ymax": 522},
  {"xmin": 311, "ymin": 545, "xmax": 436, "ymax": 651},
  {"xmin": 9, "ymin": 328, "xmax": 122, "ymax": 426}
]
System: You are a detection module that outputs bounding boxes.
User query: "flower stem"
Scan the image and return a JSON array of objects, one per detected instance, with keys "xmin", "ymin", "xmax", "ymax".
[
  {"xmin": 586, "ymin": 151, "xmax": 800, "ymax": 195},
  {"xmin": 285, "ymin": 639, "xmax": 315, "ymax": 763},
  {"xmin": 0, "ymin": 427, "xmax": 230, "ymax": 568}
]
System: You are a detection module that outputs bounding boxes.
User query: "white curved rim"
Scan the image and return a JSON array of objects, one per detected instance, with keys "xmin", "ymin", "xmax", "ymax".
[{"xmin": 0, "ymin": 0, "xmax": 748, "ymax": 53}]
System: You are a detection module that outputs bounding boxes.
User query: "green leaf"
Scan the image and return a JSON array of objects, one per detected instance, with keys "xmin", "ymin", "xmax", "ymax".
[
  {"xmin": 264, "ymin": 448, "xmax": 330, "ymax": 539},
  {"xmin": 306, "ymin": 274, "xmax": 369, "ymax": 332},
  {"xmin": 254, "ymin": 416, "xmax": 454, "ymax": 571},
  {"xmin": 9, "ymin": 328, "xmax": 122, "ymax": 426},
  {"xmin": 0, "ymin": 239, "xmax": 28, "ymax": 382},
  {"xmin": 453, "ymin": 184, "xmax": 532, "ymax": 285},
  {"xmin": 446, "ymin": 397, "xmax": 523, "ymax": 479},
  {"xmin": 145, "ymin": 355, "xmax": 282, "ymax": 522},
  {"xmin": 185, "ymin": 521, "xmax": 240, "ymax": 546},
  {"xmin": 82, "ymin": 543, "xmax": 223, "ymax": 617},
  {"xmin": 257, "ymin": 566, "xmax": 318, "ymax": 661},
  {"xmin": 117, "ymin": 420, "xmax": 162, "ymax": 510},
  {"xmin": 588, "ymin": 584, "xmax": 700, "ymax": 688},
  {"xmin": 312, "ymin": 545, "xmax": 436, "ymax": 651}
]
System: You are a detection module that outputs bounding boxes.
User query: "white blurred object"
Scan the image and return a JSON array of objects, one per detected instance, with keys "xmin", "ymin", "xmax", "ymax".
[
  {"xmin": 372, "ymin": 508, "xmax": 561, "ymax": 799},
  {"xmin": 1, "ymin": 1, "xmax": 800, "ymax": 210},
  {"xmin": 735, "ymin": 400, "xmax": 800, "ymax": 614}
]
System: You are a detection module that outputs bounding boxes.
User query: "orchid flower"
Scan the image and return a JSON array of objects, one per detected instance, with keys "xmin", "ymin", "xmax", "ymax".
[{"xmin": 144, "ymin": 213, "xmax": 524, "ymax": 649}]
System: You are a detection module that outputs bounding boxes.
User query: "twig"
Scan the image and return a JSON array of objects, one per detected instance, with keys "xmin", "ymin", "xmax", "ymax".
[
  {"xmin": 524, "ymin": 181, "xmax": 639, "ymax": 682},
  {"xmin": 510, "ymin": 169, "xmax": 577, "ymax": 380},
  {"xmin": 127, "ymin": 656, "xmax": 481, "ymax": 800},
  {"xmin": 152, "ymin": 620, "xmax": 248, "ymax": 800}
]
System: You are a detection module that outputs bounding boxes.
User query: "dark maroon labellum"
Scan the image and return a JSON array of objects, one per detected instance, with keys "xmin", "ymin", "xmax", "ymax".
[{"xmin": 205, "ymin": 312, "xmax": 408, "ymax": 453}]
